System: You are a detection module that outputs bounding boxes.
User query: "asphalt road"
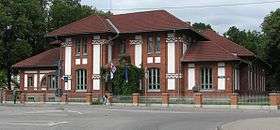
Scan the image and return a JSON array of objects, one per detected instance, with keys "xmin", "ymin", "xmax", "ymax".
[{"xmin": 0, "ymin": 104, "xmax": 280, "ymax": 130}]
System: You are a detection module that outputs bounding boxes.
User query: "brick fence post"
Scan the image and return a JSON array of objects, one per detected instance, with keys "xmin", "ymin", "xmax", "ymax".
[
  {"xmin": 132, "ymin": 93, "xmax": 140, "ymax": 106},
  {"xmin": 85, "ymin": 93, "xmax": 92, "ymax": 105},
  {"xmin": 107, "ymin": 93, "xmax": 113, "ymax": 105},
  {"xmin": 269, "ymin": 93, "xmax": 280, "ymax": 108},
  {"xmin": 0, "ymin": 89, "xmax": 3, "ymax": 104},
  {"xmin": 162, "ymin": 93, "xmax": 169, "ymax": 107},
  {"xmin": 61, "ymin": 92, "xmax": 68, "ymax": 104},
  {"xmin": 20, "ymin": 91, "xmax": 26, "ymax": 104},
  {"xmin": 230, "ymin": 93, "xmax": 239, "ymax": 108},
  {"xmin": 3, "ymin": 90, "xmax": 8, "ymax": 103},
  {"xmin": 194, "ymin": 93, "xmax": 203, "ymax": 107}
]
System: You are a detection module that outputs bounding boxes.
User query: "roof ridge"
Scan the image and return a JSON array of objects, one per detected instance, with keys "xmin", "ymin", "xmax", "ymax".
[{"xmin": 112, "ymin": 9, "xmax": 166, "ymax": 16}]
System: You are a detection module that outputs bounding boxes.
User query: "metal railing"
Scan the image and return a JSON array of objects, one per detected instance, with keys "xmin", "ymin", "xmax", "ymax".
[
  {"xmin": 140, "ymin": 96, "xmax": 162, "ymax": 105},
  {"xmin": 169, "ymin": 96, "xmax": 194, "ymax": 104},
  {"xmin": 238, "ymin": 94, "xmax": 269, "ymax": 106},
  {"xmin": 203, "ymin": 95, "xmax": 231, "ymax": 105},
  {"xmin": 112, "ymin": 96, "xmax": 132, "ymax": 103}
]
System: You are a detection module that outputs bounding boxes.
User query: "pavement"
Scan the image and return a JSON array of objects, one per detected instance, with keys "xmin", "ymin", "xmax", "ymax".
[{"xmin": 0, "ymin": 103, "xmax": 280, "ymax": 130}]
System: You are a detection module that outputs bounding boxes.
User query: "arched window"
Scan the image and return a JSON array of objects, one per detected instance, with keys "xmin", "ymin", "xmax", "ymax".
[
  {"xmin": 148, "ymin": 68, "xmax": 160, "ymax": 90},
  {"xmin": 76, "ymin": 69, "xmax": 87, "ymax": 90}
]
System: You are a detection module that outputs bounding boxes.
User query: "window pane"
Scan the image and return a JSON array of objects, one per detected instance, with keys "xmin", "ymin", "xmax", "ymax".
[
  {"xmin": 147, "ymin": 36, "xmax": 153, "ymax": 53},
  {"xmin": 83, "ymin": 37, "xmax": 87, "ymax": 55},
  {"xmin": 156, "ymin": 34, "xmax": 160, "ymax": 52},
  {"xmin": 147, "ymin": 68, "xmax": 160, "ymax": 90},
  {"xmin": 76, "ymin": 38, "xmax": 81, "ymax": 55}
]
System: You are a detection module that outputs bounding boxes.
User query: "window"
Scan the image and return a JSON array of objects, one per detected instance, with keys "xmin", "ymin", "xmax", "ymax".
[
  {"xmin": 200, "ymin": 67, "xmax": 213, "ymax": 90},
  {"xmin": 76, "ymin": 69, "xmax": 87, "ymax": 90},
  {"xmin": 147, "ymin": 35, "xmax": 153, "ymax": 53},
  {"xmin": 47, "ymin": 75, "xmax": 58, "ymax": 89},
  {"xmin": 82, "ymin": 37, "xmax": 87, "ymax": 55},
  {"xmin": 76, "ymin": 37, "xmax": 87, "ymax": 56},
  {"xmin": 148, "ymin": 68, "xmax": 160, "ymax": 90},
  {"xmin": 27, "ymin": 76, "xmax": 33, "ymax": 87},
  {"xmin": 76, "ymin": 38, "xmax": 81, "ymax": 55},
  {"xmin": 155, "ymin": 34, "xmax": 161, "ymax": 52},
  {"xmin": 41, "ymin": 77, "xmax": 46, "ymax": 86}
]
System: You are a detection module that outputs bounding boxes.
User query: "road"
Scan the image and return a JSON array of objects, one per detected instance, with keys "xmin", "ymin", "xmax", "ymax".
[{"xmin": 0, "ymin": 104, "xmax": 279, "ymax": 130}]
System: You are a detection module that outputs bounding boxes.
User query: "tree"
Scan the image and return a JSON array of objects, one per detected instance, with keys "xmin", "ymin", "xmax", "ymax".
[
  {"xmin": 0, "ymin": 69, "xmax": 6, "ymax": 88},
  {"xmin": 262, "ymin": 8, "xmax": 280, "ymax": 90},
  {"xmin": 223, "ymin": 26, "xmax": 266, "ymax": 59},
  {"xmin": 192, "ymin": 22, "xmax": 213, "ymax": 31},
  {"xmin": 48, "ymin": 0, "xmax": 111, "ymax": 31}
]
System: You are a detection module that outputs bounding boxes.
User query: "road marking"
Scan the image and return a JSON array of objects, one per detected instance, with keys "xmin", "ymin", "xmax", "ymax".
[
  {"xmin": 66, "ymin": 110, "xmax": 83, "ymax": 114},
  {"xmin": 0, "ymin": 121, "xmax": 69, "ymax": 126}
]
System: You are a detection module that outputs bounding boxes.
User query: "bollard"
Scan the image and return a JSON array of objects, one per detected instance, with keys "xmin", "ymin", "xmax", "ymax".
[
  {"xmin": 132, "ymin": 93, "xmax": 140, "ymax": 106},
  {"xmin": 230, "ymin": 93, "xmax": 239, "ymax": 108},
  {"xmin": 85, "ymin": 93, "xmax": 92, "ymax": 105},
  {"xmin": 269, "ymin": 93, "xmax": 280, "ymax": 109},
  {"xmin": 162, "ymin": 93, "xmax": 169, "ymax": 107},
  {"xmin": 194, "ymin": 93, "xmax": 203, "ymax": 107}
]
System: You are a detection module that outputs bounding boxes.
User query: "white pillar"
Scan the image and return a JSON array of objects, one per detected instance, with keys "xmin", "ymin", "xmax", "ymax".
[
  {"xmin": 166, "ymin": 33, "xmax": 176, "ymax": 90},
  {"xmin": 188, "ymin": 63, "xmax": 195, "ymax": 90},
  {"xmin": 64, "ymin": 38, "xmax": 72, "ymax": 90},
  {"xmin": 92, "ymin": 35, "xmax": 102, "ymax": 90},
  {"xmin": 134, "ymin": 35, "xmax": 142, "ymax": 68},
  {"xmin": 218, "ymin": 62, "xmax": 226, "ymax": 90},
  {"xmin": 24, "ymin": 74, "xmax": 28, "ymax": 90}
]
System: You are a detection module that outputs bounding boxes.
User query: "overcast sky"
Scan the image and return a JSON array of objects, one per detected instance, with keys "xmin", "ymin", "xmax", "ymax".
[{"xmin": 81, "ymin": 0, "xmax": 279, "ymax": 34}]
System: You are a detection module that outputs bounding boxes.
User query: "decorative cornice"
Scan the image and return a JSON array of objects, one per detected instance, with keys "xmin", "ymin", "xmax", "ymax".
[
  {"xmin": 92, "ymin": 39, "xmax": 108, "ymax": 45},
  {"xmin": 166, "ymin": 73, "xmax": 183, "ymax": 79},
  {"xmin": 62, "ymin": 40, "xmax": 72, "ymax": 47},
  {"xmin": 129, "ymin": 39, "xmax": 143, "ymax": 45},
  {"xmin": 92, "ymin": 74, "xmax": 101, "ymax": 79}
]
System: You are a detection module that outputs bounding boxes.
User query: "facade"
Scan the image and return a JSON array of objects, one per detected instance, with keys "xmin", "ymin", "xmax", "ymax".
[{"xmin": 13, "ymin": 10, "xmax": 266, "ymax": 101}]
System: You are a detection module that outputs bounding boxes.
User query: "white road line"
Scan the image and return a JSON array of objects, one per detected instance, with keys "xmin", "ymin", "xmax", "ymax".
[
  {"xmin": 0, "ymin": 121, "xmax": 69, "ymax": 126},
  {"xmin": 66, "ymin": 110, "xmax": 83, "ymax": 114},
  {"xmin": 49, "ymin": 121, "xmax": 69, "ymax": 127}
]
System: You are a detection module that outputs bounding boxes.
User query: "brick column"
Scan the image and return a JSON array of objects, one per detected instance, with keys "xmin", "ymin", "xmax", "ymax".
[
  {"xmin": 20, "ymin": 91, "xmax": 26, "ymax": 104},
  {"xmin": 230, "ymin": 93, "xmax": 239, "ymax": 108},
  {"xmin": 61, "ymin": 93, "xmax": 68, "ymax": 104},
  {"xmin": 194, "ymin": 93, "xmax": 203, "ymax": 107},
  {"xmin": 85, "ymin": 93, "xmax": 92, "ymax": 105},
  {"xmin": 132, "ymin": 93, "xmax": 140, "ymax": 106},
  {"xmin": 162, "ymin": 93, "xmax": 169, "ymax": 107},
  {"xmin": 0, "ymin": 89, "xmax": 3, "ymax": 103},
  {"xmin": 107, "ymin": 93, "xmax": 113, "ymax": 105},
  {"xmin": 269, "ymin": 93, "xmax": 280, "ymax": 107}
]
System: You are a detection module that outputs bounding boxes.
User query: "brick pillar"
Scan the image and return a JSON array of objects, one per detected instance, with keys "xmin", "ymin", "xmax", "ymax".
[
  {"xmin": 61, "ymin": 93, "xmax": 68, "ymax": 104},
  {"xmin": 269, "ymin": 93, "xmax": 280, "ymax": 107},
  {"xmin": 3, "ymin": 90, "xmax": 8, "ymax": 103},
  {"xmin": 0, "ymin": 89, "xmax": 3, "ymax": 103},
  {"xmin": 194, "ymin": 93, "xmax": 203, "ymax": 107},
  {"xmin": 132, "ymin": 93, "xmax": 140, "ymax": 106},
  {"xmin": 85, "ymin": 93, "xmax": 92, "ymax": 105},
  {"xmin": 230, "ymin": 93, "xmax": 239, "ymax": 108},
  {"xmin": 107, "ymin": 93, "xmax": 113, "ymax": 105},
  {"xmin": 20, "ymin": 92, "xmax": 26, "ymax": 104},
  {"xmin": 162, "ymin": 93, "xmax": 169, "ymax": 107}
]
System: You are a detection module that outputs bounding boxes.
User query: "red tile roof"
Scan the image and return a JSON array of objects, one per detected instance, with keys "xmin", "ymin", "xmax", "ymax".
[
  {"xmin": 47, "ymin": 10, "xmax": 190, "ymax": 36},
  {"xmin": 182, "ymin": 41, "xmax": 240, "ymax": 62},
  {"xmin": 13, "ymin": 48, "xmax": 60, "ymax": 68},
  {"xmin": 47, "ymin": 16, "xmax": 114, "ymax": 37},
  {"xmin": 201, "ymin": 30, "xmax": 255, "ymax": 57},
  {"xmin": 109, "ymin": 10, "xmax": 190, "ymax": 33},
  {"xmin": 182, "ymin": 30, "xmax": 255, "ymax": 62}
]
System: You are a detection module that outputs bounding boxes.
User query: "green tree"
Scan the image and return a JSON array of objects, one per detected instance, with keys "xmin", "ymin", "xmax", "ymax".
[
  {"xmin": 192, "ymin": 22, "xmax": 213, "ymax": 31},
  {"xmin": 223, "ymin": 26, "xmax": 266, "ymax": 59},
  {"xmin": 262, "ymin": 8, "xmax": 280, "ymax": 90},
  {"xmin": 0, "ymin": 69, "xmax": 6, "ymax": 88},
  {"xmin": 48, "ymin": 0, "xmax": 111, "ymax": 31}
]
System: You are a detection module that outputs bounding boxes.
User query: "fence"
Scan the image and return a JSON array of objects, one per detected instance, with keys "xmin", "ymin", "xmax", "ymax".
[
  {"xmin": 238, "ymin": 94, "xmax": 269, "ymax": 106},
  {"xmin": 202, "ymin": 95, "xmax": 230, "ymax": 105}
]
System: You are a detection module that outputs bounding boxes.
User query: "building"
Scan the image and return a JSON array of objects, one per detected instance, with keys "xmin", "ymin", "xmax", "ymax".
[{"xmin": 12, "ymin": 10, "xmax": 266, "ymax": 101}]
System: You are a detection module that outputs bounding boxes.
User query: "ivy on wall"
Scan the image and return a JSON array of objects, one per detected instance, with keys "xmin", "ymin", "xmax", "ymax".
[{"xmin": 101, "ymin": 56, "xmax": 144, "ymax": 96}]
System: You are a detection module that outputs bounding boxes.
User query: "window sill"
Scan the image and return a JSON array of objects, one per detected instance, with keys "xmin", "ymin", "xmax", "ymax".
[
  {"xmin": 76, "ymin": 90, "xmax": 87, "ymax": 92},
  {"xmin": 199, "ymin": 89, "xmax": 215, "ymax": 92},
  {"xmin": 147, "ymin": 90, "xmax": 160, "ymax": 92}
]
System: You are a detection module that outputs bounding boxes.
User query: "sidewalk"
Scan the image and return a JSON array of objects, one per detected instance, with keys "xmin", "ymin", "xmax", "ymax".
[{"xmin": 220, "ymin": 117, "xmax": 280, "ymax": 130}]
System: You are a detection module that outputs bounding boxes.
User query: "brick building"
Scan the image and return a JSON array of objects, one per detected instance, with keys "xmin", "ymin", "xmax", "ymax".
[{"xmin": 13, "ymin": 10, "xmax": 266, "ymax": 101}]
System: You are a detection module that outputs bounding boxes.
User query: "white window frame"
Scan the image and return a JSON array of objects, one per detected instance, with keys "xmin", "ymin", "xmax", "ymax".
[
  {"xmin": 200, "ymin": 67, "xmax": 213, "ymax": 90},
  {"xmin": 148, "ymin": 68, "xmax": 160, "ymax": 91},
  {"xmin": 76, "ymin": 69, "xmax": 87, "ymax": 91}
]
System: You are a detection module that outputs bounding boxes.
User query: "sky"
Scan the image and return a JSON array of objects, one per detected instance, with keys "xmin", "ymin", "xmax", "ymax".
[{"xmin": 81, "ymin": 0, "xmax": 280, "ymax": 34}]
